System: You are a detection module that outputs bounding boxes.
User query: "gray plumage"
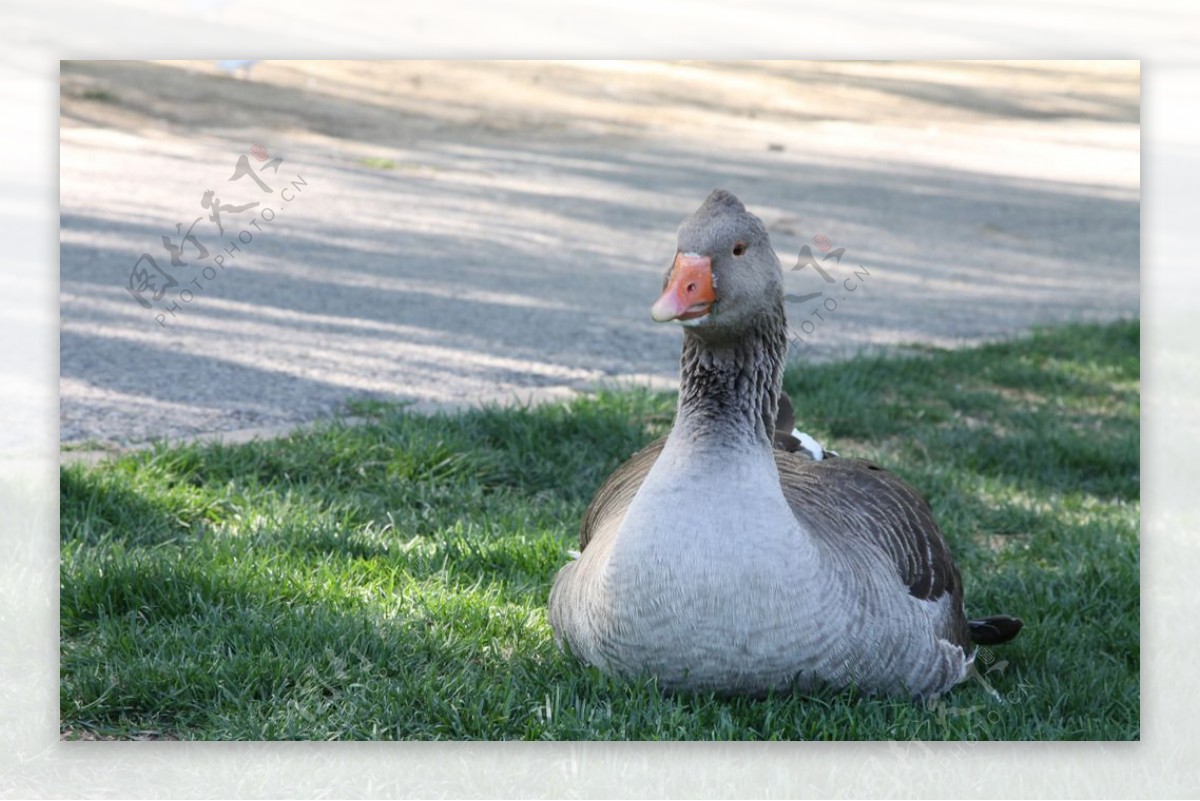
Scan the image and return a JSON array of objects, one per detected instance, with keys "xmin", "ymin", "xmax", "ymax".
[{"xmin": 548, "ymin": 189, "xmax": 1020, "ymax": 699}]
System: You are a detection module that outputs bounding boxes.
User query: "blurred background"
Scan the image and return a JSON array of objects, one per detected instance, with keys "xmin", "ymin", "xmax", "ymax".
[{"xmin": 59, "ymin": 59, "xmax": 1139, "ymax": 448}]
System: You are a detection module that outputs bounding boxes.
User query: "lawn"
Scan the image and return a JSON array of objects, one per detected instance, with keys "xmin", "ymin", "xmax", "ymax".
[{"xmin": 59, "ymin": 320, "xmax": 1140, "ymax": 740}]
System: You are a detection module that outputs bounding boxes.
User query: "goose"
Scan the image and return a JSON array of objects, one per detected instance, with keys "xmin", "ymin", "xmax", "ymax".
[{"xmin": 548, "ymin": 189, "xmax": 1022, "ymax": 699}]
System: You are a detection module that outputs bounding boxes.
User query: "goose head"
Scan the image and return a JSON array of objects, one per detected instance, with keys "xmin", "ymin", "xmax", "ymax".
[{"xmin": 651, "ymin": 189, "xmax": 784, "ymax": 346}]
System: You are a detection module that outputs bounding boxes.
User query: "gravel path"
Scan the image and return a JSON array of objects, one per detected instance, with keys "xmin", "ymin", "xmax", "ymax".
[{"xmin": 60, "ymin": 60, "xmax": 1139, "ymax": 448}]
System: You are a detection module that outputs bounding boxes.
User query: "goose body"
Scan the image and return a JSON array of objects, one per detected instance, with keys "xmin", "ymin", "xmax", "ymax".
[{"xmin": 548, "ymin": 190, "xmax": 1021, "ymax": 698}]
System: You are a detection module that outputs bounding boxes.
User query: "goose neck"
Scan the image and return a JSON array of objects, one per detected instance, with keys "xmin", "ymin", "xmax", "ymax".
[{"xmin": 673, "ymin": 313, "xmax": 787, "ymax": 449}]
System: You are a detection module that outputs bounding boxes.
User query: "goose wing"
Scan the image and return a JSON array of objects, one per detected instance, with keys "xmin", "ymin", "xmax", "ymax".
[{"xmin": 774, "ymin": 453, "xmax": 971, "ymax": 645}]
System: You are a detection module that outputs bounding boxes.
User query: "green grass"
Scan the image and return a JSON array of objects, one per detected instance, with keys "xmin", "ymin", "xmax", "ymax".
[
  {"xmin": 355, "ymin": 157, "xmax": 437, "ymax": 174},
  {"xmin": 59, "ymin": 320, "xmax": 1139, "ymax": 740},
  {"xmin": 356, "ymin": 156, "xmax": 399, "ymax": 170},
  {"xmin": 80, "ymin": 87, "xmax": 119, "ymax": 103}
]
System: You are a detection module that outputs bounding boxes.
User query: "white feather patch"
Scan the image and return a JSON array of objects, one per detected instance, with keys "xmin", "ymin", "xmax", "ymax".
[{"xmin": 791, "ymin": 429, "xmax": 826, "ymax": 461}]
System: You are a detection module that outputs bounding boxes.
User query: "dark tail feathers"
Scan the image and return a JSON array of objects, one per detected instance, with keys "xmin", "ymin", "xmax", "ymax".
[{"xmin": 968, "ymin": 615, "xmax": 1023, "ymax": 645}]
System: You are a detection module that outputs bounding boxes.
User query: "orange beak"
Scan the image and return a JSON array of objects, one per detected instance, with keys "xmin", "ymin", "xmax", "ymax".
[{"xmin": 651, "ymin": 252, "xmax": 716, "ymax": 322}]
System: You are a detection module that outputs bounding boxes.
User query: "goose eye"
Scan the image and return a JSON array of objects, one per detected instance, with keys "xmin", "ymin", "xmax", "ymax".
[{"xmin": 732, "ymin": 241, "xmax": 748, "ymax": 257}]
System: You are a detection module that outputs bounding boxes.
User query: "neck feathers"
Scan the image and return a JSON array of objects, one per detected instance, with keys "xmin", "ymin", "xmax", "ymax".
[{"xmin": 675, "ymin": 306, "xmax": 788, "ymax": 447}]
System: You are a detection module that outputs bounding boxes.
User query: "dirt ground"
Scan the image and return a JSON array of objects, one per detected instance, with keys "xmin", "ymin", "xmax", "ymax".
[{"xmin": 59, "ymin": 60, "xmax": 1139, "ymax": 449}]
